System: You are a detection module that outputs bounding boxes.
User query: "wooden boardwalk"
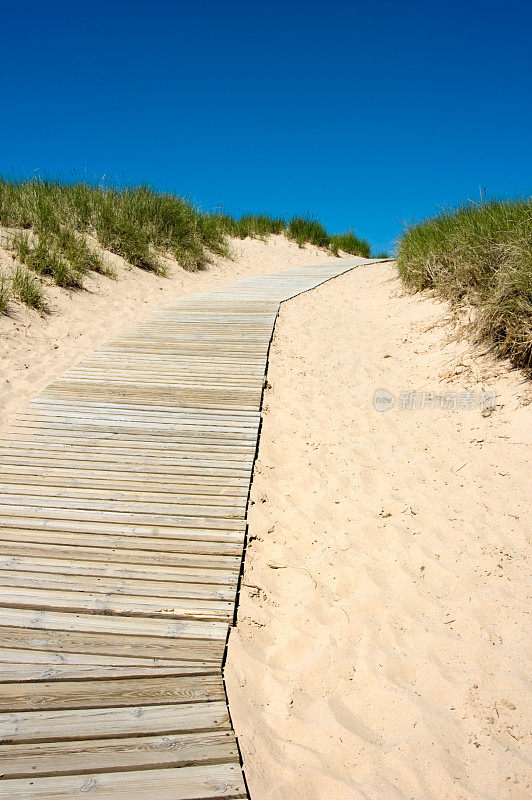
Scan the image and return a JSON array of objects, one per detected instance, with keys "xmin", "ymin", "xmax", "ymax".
[{"xmin": 0, "ymin": 258, "xmax": 370, "ymax": 798}]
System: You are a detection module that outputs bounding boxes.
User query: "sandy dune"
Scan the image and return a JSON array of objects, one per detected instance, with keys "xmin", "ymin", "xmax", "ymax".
[
  {"xmin": 0, "ymin": 245, "xmax": 530, "ymax": 798},
  {"xmin": 0, "ymin": 234, "xmax": 345, "ymax": 434},
  {"xmin": 225, "ymin": 261, "xmax": 531, "ymax": 800}
]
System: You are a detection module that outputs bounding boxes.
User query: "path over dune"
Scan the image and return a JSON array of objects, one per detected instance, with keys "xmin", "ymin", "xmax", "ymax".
[{"xmin": 0, "ymin": 258, "xmax": 373, "ymax": 799}]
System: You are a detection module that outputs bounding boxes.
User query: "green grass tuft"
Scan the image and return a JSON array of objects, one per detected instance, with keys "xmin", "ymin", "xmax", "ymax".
[
  {"xmin": 11, "ymin": 233, "xmax": 84, "ymax": 288},
  {"xmin": 56, "ymin": 229, "xmax": 104, "ymax": 275},
  {"xmin": 397, "ymin": 198, "xmax": 532, "ymax": 372},
  {"xmin": 287, "ymin": 215, "xmax": 330, "ymax": 248},
  {"xmin": 214, "ymin": 213, "xmax": 287, "ymax": 240},
  {"xmin": 0, "ymin": 272, "xmax": 11, "ymax": 313},
  {"xmin": 11, "ymin": 265, "xmax": 48, "ymax": 311},
  {"xmin": 330, "ymin": 231, "xmax": 371, "ymax": 258}
]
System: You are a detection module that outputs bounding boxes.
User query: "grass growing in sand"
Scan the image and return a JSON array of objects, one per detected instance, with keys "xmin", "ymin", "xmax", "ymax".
[
  {"xmin": 0, "ymin": 179, "xmax": 229, "ymax": 284},
  {"xmin": 288, "ymin": 215, "xmax": 331, "ymax": 248},
  {"xmin": 0, "ymin": 178, "xmax": 372, "ymax": 313},
  {"xmin": 219, "ymin": 212, "xmax": 373, "ymax": 257},
  {"xmin": 217, "ymin": 214, "xmax": 288, "ymax": 239},
  {"xmin": 397, "ymin": 198, "xmax": 532, "ymax": 372},
  {"xmin": 287, "ymin": 216, "xmax": 372, "ymax": 257},
  {"xmin": 0, "ymin": 272, "xmax": 11, "ymax": 313},
  {"xmin": 11, "ymin": 265, "xmax": 48, "ymax": 312},
  {"xmin": 330, "ymin": 231, "xmax": 371, "ymax": 258}
]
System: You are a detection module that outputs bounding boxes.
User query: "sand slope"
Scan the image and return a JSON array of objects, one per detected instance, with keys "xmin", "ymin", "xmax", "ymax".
[
  {"xmin": 1, "ymin": 247, "xmax": 530, "ymax": 797},
  {"xmin": 225, "ymin": 261, "xmax": 531, "ymax": 800},
  {"xmin": 0, "ymin": 234, "xmax": 345, "ymax": 434}
]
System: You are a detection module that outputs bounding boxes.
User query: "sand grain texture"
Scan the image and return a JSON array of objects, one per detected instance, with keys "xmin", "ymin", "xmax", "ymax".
[
  {"xmin": 1, "ymin": 247, "xmax": 530, "ymax": 798},
  {"xmin": 225, "ymin": 261, "xmax": 531, "ymax": 800}
]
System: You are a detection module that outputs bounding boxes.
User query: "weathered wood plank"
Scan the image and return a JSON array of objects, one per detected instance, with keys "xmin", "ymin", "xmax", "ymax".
[
  {"xmin": 0, "ymin": 626, "xmax": 224, "ymax": 662},
  {"xmin": 0, "ymin": 673, "xmax": 225, "ymax": 711},
  {"xmin": 0, "ymin": 586, "xmax": 233, "ymax": 621},
  {"xmin": 0, "ymin": 664, "xmax": 208, "ymax": 682},
  {"xmin": 0, "ymin": 762, "xmax": 247, "ymax": 799},
  {"xmin": 0, "ymin": 568, "xmax": 236, "ymax": 601},
  {"xmin": 0, "ymin": 553, "xmax": 240, "ymax": 585},
  {"xmin": 0, "ymin": 699, "xmax": 231, "ymax": 741},
  {"xmin": 0, "ymin": 731, "xmax": 239, "ymax": 778},
  {"xmin": 0, "ymin": 528, "xmax": 243, "ymax": 555}
]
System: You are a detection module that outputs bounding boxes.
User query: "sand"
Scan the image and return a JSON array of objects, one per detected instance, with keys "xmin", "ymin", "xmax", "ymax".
[
  {"xmin": 1, "ymin": 245, "xmax": 530, "ymax": 798},
  {"xmin": 0, "ymin": 234, "xmax": 345, "ymax": 434},
  {"xmin": 224, "ymin": 260, "xmax": 531, "ymax": 800}
]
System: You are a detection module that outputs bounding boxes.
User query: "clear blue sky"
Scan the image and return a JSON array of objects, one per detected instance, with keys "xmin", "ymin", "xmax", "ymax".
[{"xmin": 1, "ymin": 0, "xmax": 531, "ymax": 253}]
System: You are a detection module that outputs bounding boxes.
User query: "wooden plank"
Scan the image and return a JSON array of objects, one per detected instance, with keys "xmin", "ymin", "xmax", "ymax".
[
  {"xmin": 29, "ymin": 398, "xmax": 261, "ymax": 416},
  {"xmin": 0, "ymin": 509, "xmax": 245, "ymax": 532},
  {"xmin": 0, "ymin": 554, "xmax": 240, "ymax": 585},
  {"xmin": 0, "ymin": 664, "xmax": 208, "ymax": 682},
  {"xmin": 0, "ymin": 568, "xmax": 236, "ymax": 601},
  {"xmin": 0, "ymin": 493, "xmax": 247, "ymax": 519},
  {"xmin": 0, "ymin": 699, "xmax": 231, "ymax": 742},
  {"xmin": 0, "ymin": 627, "xmax": 224, "ymax": 662},
  {"xmin": 0, "ymin": 529, "xmax": 243, "ymax": 556},
  {"xmin": 1, "ymin": 607, "xmax": 228, "ymax": 642},
  {"xmin": 0, "ymin": 762, "xmax": 247, "ymax": 799},
  {"xmin": 0, "ymin": 730, "xmax": 239, "ymax": 778},
  {"xmin": 0, "ymin": 586, "xmax": 233, "ymax": 621},
  {"xmin": 0, "ymin": 647, "xmax": 203, "ymax": 668},
  {"xmin": 16, "ymin": 418, "xmax": 259, "ymax": 434},
  {"xmin": 0, "ymin": 495, "xmax": 247, "ymax": 520},
  {"xmin": 3, "ymin": 437, "xmax": 256, "ymax": 455},
  {"xmin": 0, "ymin": 463, "xmax": 249, "ymax": 486},
  {"xmin": 0, "ymin": 448, "xmax": 254, "ymax": 468},
  {"xmin": 0, "ymin": 456, "xmax": 251, "ymax": 479},
  {"xmin": 0, "ymin": 472, "xmax": 248, "ymax": 496},
  {"xmin": 0, "ymin": 673, "xmax": 224, "ymax": 711},
  {"xmin": 0, "ymin": 540, "xmax": 241, "ymax": 571},
  {"xmin": 0, "ymin": 518, "xmax": 245, "ymax": 543}
]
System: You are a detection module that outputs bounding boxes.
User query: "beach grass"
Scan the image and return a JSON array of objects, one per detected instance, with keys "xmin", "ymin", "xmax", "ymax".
[
  {"xmin": 0, "ymin": 272, "xmax": 11, "ymax": 313},
  {"xmin": 219, "ymin": 211, "xmax": 371, "ymax": 256},
  {"xmin": 288, "ymin": 215, "xmax": 331, "ymax": 248},
  {"xmin": 330, "ymin": 231, "xmax": 371, "ymax": 258},
  {"xmin": 397, "ymin": 198, "xmax": 532, "ymax": 371},
  {"xmin": 11, "ymin": 265, "xmax": 48, "ymax": 312},
  {"xmin": 0, "ymin": 178, "xmax": 372, "ymax": 314},
  {"xmin": 0, "ymin": 180, "xmax": 228, "ymax": 280},
  {"xmin": 217, "ymin": 214, "xmax": 287, "ymax": 239}
]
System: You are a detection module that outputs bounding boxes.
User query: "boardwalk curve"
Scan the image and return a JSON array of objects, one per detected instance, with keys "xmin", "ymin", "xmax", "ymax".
[{"xmin": 0, "ymin": 258, "xmax": 371, "ymax": 798}]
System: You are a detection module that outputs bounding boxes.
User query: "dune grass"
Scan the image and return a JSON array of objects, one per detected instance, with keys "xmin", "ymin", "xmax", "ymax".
[
  {"xmin": 11, "ymin": 265, "xmax": 47, "ymax": 312},
  {"xmin": 0, "ymin": 272, "xmax": 11, "ymax": 313},
  {"xmin": 220, "ymin": 211, "xmax": 372, "ymax": 256},
  {"xmin": 286, "ymin": 216, "xmax": 373, "ymax": 257},
  {"xmin": 330, "ymin": 231, "xmax": 371, "ymax": 258},
  {"xmin": 0, "ymin": 177, "xmax": 372, "ymax": 313},
  {"xmin": 217, "ymin": 214, "xmax": 287, "ymax": 239},
  {"xmin": 287, "ymin": 215, "xmax": 331, "ymax": 248},
  {"xmin": 0, "ymin": 179, "xmax": 229, "ymax": 282},
  {"xmin": 397, "ymin": 198, "xmax": 532, "ymax": 371}
]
